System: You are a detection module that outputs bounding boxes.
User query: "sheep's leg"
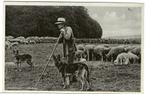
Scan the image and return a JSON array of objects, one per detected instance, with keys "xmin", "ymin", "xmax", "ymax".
[
  {"xmin": 106, "ymin": 56, "xmax": 108, "ymax": 62},
  {"xmin": 101, "ymin": 54, "xmax": 103, "ymax": 62},
  {"xmin": 19, "ymin": 62, "xmax": 22, "ymax": 71},
  {"xmin": 16, "ymin": 62, "xmax": 19, "ymax": 71},
  {"xmin": 134, "ymin": 59, "xmax": 137, "ymax": 64},
  {"xmin": 87, "ymin": 50, "xmax": 89, "ymax": 61},
  {"xmin": 91, "ymin": 51, "xmax": 93, "ymax": 61},
  {"xmin": 111, "ymin": 56, "xmax": 113, "ymax": 62},
  {"xmin": 93, "ymin": 53, "xmax": 96, "ymax": 61}
]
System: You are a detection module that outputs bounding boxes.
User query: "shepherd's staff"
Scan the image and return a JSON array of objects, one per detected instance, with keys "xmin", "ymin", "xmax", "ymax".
[{"xmin": 34, "ymin": 33, "xmax": 62, "ymax": 88}]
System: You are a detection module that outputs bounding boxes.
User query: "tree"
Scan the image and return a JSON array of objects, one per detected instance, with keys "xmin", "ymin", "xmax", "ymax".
[{"xmin": 6, "ymin": 6, "xmax": 103, "ymax": 38}]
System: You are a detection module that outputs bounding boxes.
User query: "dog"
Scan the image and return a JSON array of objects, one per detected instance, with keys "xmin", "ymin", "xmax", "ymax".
[
  {"xmin": 13, "ymin": 49, "xmax": 33, "ymax": 71},
  {"xmin": 52, "ymin": 54, "xmax": 90, "ymax": 91}
]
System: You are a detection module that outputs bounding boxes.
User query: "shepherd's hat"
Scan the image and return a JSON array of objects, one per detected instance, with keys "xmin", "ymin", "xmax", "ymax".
[{"xmin": 55, "ymin": 17, "xmax": 66, "ymax": 25}]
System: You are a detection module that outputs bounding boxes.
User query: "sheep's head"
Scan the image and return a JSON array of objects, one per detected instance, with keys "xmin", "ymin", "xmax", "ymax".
[
  {"xmin": 13, "ymin": 49, "xmax": 19, "ymax": 56},
  {"xmin": 114, "ymin": 60, "xmax": 118, "ymax": 65}
]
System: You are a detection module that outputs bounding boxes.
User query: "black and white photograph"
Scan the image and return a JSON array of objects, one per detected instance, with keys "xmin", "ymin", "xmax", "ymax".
[{"xmin": 4, "ymin": 1, "xmax": 143, "ymax": 92}]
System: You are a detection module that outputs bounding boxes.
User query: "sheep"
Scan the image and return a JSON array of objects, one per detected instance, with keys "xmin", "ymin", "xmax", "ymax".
[
  {"xmin": 114, "ymin": 52, "xmax": 140, "ymax": 65},
  {"xmin": 10, "ymin": 42, "xmax": 19, "ymax": 48},
  {"xmin": 28, "ymin": 40, "xmax": 36, "ymax": 44},
  {"xmin": 6, "ymin": 41, "xmax": 19, "ymax": 49},
  {"xmin": 93, "ymin": 45, "xmax": 111, "ymax": 62},
  {"xmin": 124, "ymin": 46, "xmax": 136, "ymax": 52},
  {"xmin": 26, "ymin": 37, "xmax": 37, "ymax": 44},
  {"xmin": 5, "ymin": 41, "xmax": 11, "ymax": 49},
  {"xmin": 76, "ymin": 44, "xmax": 85, "ymax": 51},
  {"xmin": 6, "ymin": 36, "xmax": 14, "ymax": 41},
  {"xmin": 114, "ymin": 53, "xmax": 130, "ymax": 65},
  {"xmin": 85, "ymin": 44, "xmax": 95, "ymax": 61},
  {"xmin": 106, "ymin": 46, "xmax": 126, "ymax": 62},
  {"xmin": 129, "ymin": 46, "xmax": 141, "ymax": 57},
  {"xmin": 127, "ymin": 52, "xmax": 140, "ymax": 64}
]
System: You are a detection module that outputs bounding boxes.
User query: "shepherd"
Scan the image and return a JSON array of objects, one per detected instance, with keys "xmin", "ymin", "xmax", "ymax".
[{"xmin": 55, "ymin": 17, "xmax": 76, "ymax": 64}]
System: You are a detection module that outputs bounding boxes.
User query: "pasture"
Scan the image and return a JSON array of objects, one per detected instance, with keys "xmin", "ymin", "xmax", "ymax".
[{"xmin": 5, "ymin": 43, "xmax": 141, "ymax": 91}]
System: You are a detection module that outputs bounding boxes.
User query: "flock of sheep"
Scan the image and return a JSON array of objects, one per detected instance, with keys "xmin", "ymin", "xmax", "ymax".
[
  {"xmin": 5, "ymin": 36, "xmax": 141, "ymax": 65},
  {"xmin": 5, "ymin": 36, "xmax": 38, "ymax": 49},
  {"xmin": 75, "ymin": 44, "xmax": 141, "ymax": 65},
  {"xmin": 5, "ymin": 36, "xmax": 59, "ymax": 49}
]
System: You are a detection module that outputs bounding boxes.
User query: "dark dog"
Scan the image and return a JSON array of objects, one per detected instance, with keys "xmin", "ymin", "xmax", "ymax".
[
  {"xmin": 13, "ymin": 49, "xmax": 33, "ymax": 71},
  {"xmin": 52, "ymin": 54, "xmax": 90, "ymax": 91}
]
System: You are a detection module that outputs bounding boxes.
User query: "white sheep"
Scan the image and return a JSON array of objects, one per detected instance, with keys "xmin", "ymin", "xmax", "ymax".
[
  {"xmin": 127, "ymin": 52, "xmax": 140, "ymax": 64},
  {"xmin": 129, "ymin": 46, "xmax": 141, "ymax": 57},
  {"xmin": 114, "ymin": 53, "xmax": 130, "ymax": 65},
  {"xmin": 124, "ymin": 46, "xmax": 136, "ymax": 52},
  {"xmin": 93, "ymin": 45, "xmax": 110, "ymax": 62},
  {"xmin": 85, "ymin": 44, "xmax": 95, "ymax": 61},
  {"xmin": 114, "ymin": 52, "xmax": 140, "ymax": 65},
  {"xmin": 5, "ymin": 41, "xmax": 11, "ymax": 49},
  {"xmin": 106, "ymin": 46, "xmax": 126, "ymax": 62}
]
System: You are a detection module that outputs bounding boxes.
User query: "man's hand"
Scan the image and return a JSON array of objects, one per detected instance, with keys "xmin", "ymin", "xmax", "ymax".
[
  {"xmin": 60, "ymin": 28, "xmax": 65, "ymax": 34},
  {"xmin": 59, "ymin": 27, "xmax": 73, "ymax": 40}
]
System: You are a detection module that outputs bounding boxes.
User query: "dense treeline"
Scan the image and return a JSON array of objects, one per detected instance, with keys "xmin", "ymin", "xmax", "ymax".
[{"xmin": 6, "ymin": 6, "xmax": 102, "ymax": 38}]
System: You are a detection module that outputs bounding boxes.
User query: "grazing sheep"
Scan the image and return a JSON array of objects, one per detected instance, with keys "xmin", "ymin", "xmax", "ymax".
[
  {"xmin": 127, "ymin": 52, "xmax": 140, "ymax": 64},
  {"xmin": 11, "ymin": 42, "xmax": 19, "ymax": 48},
  {"xmin": 114, "ymin": 52, "xmax": 140, "ymax": 65},
  {"xmin": 5, "ymin": 41, "xmax": 11, "ymax": 49},
  {"xmin": 28, "ymin": 40, "xmax": 36, "ymax": 44},
  {"xmin": 6, "ymin": 36, "xmax": 14, "ymax": 41},
  {"xmin": 85, "ymin": 44, "xmax": 95, "ymax": 61},
  {"xmin": 76, "ymin": 44, "xmax": 85, "ymax": 51},
  {"xmin": 6, "ymin": 41, "xmax": 19, "ymax": 49},
  {"xmin": 114, "ymin": 53, "xmax": 130, "ymax": 65},
  {"xmin": 93, "ymin": 45, "xmax": 111, "ymax": 62},
  {"xmin": 106, "ymin": 46, "xmax": 126, "ymax": 62},
  {"xmin": 124, "ymin": 46, "xmax": 136, "ymax": 52},
  {"xmin": 129, "ymin": 46, "xmax": 141, "ymax": 57}
]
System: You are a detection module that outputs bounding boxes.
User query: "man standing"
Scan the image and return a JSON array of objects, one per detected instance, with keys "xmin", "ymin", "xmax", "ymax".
[{"xmin": 55, "ymin": 17, "xmax": 76, "ymax": 64}]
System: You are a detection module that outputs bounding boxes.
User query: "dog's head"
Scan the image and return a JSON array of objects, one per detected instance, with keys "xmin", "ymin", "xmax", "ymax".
[{"xmin": 52, "ymin": 54, "xmax": 66, "ymax": 69}]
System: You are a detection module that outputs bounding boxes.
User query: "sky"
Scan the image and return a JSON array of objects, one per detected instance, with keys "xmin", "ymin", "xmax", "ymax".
[{"xmin": 85, "ymin": 6, "xmax": 142, "ymax": 38}]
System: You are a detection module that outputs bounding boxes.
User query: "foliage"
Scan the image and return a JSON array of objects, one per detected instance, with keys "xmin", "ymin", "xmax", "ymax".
[{"xmin": 6, "ymin": 6, "xmax": 102, "ymax": 38}]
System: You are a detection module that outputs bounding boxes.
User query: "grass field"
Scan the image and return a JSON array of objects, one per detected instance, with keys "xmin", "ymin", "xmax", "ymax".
[{"xmin": 5, "ymin": 43, "xmax": 141, "ymax": 91}]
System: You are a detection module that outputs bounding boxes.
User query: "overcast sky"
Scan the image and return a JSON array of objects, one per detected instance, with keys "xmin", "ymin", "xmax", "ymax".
[{"xmin": 85, "ymin": 6, "xmax": 142, "ymax": 38}]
